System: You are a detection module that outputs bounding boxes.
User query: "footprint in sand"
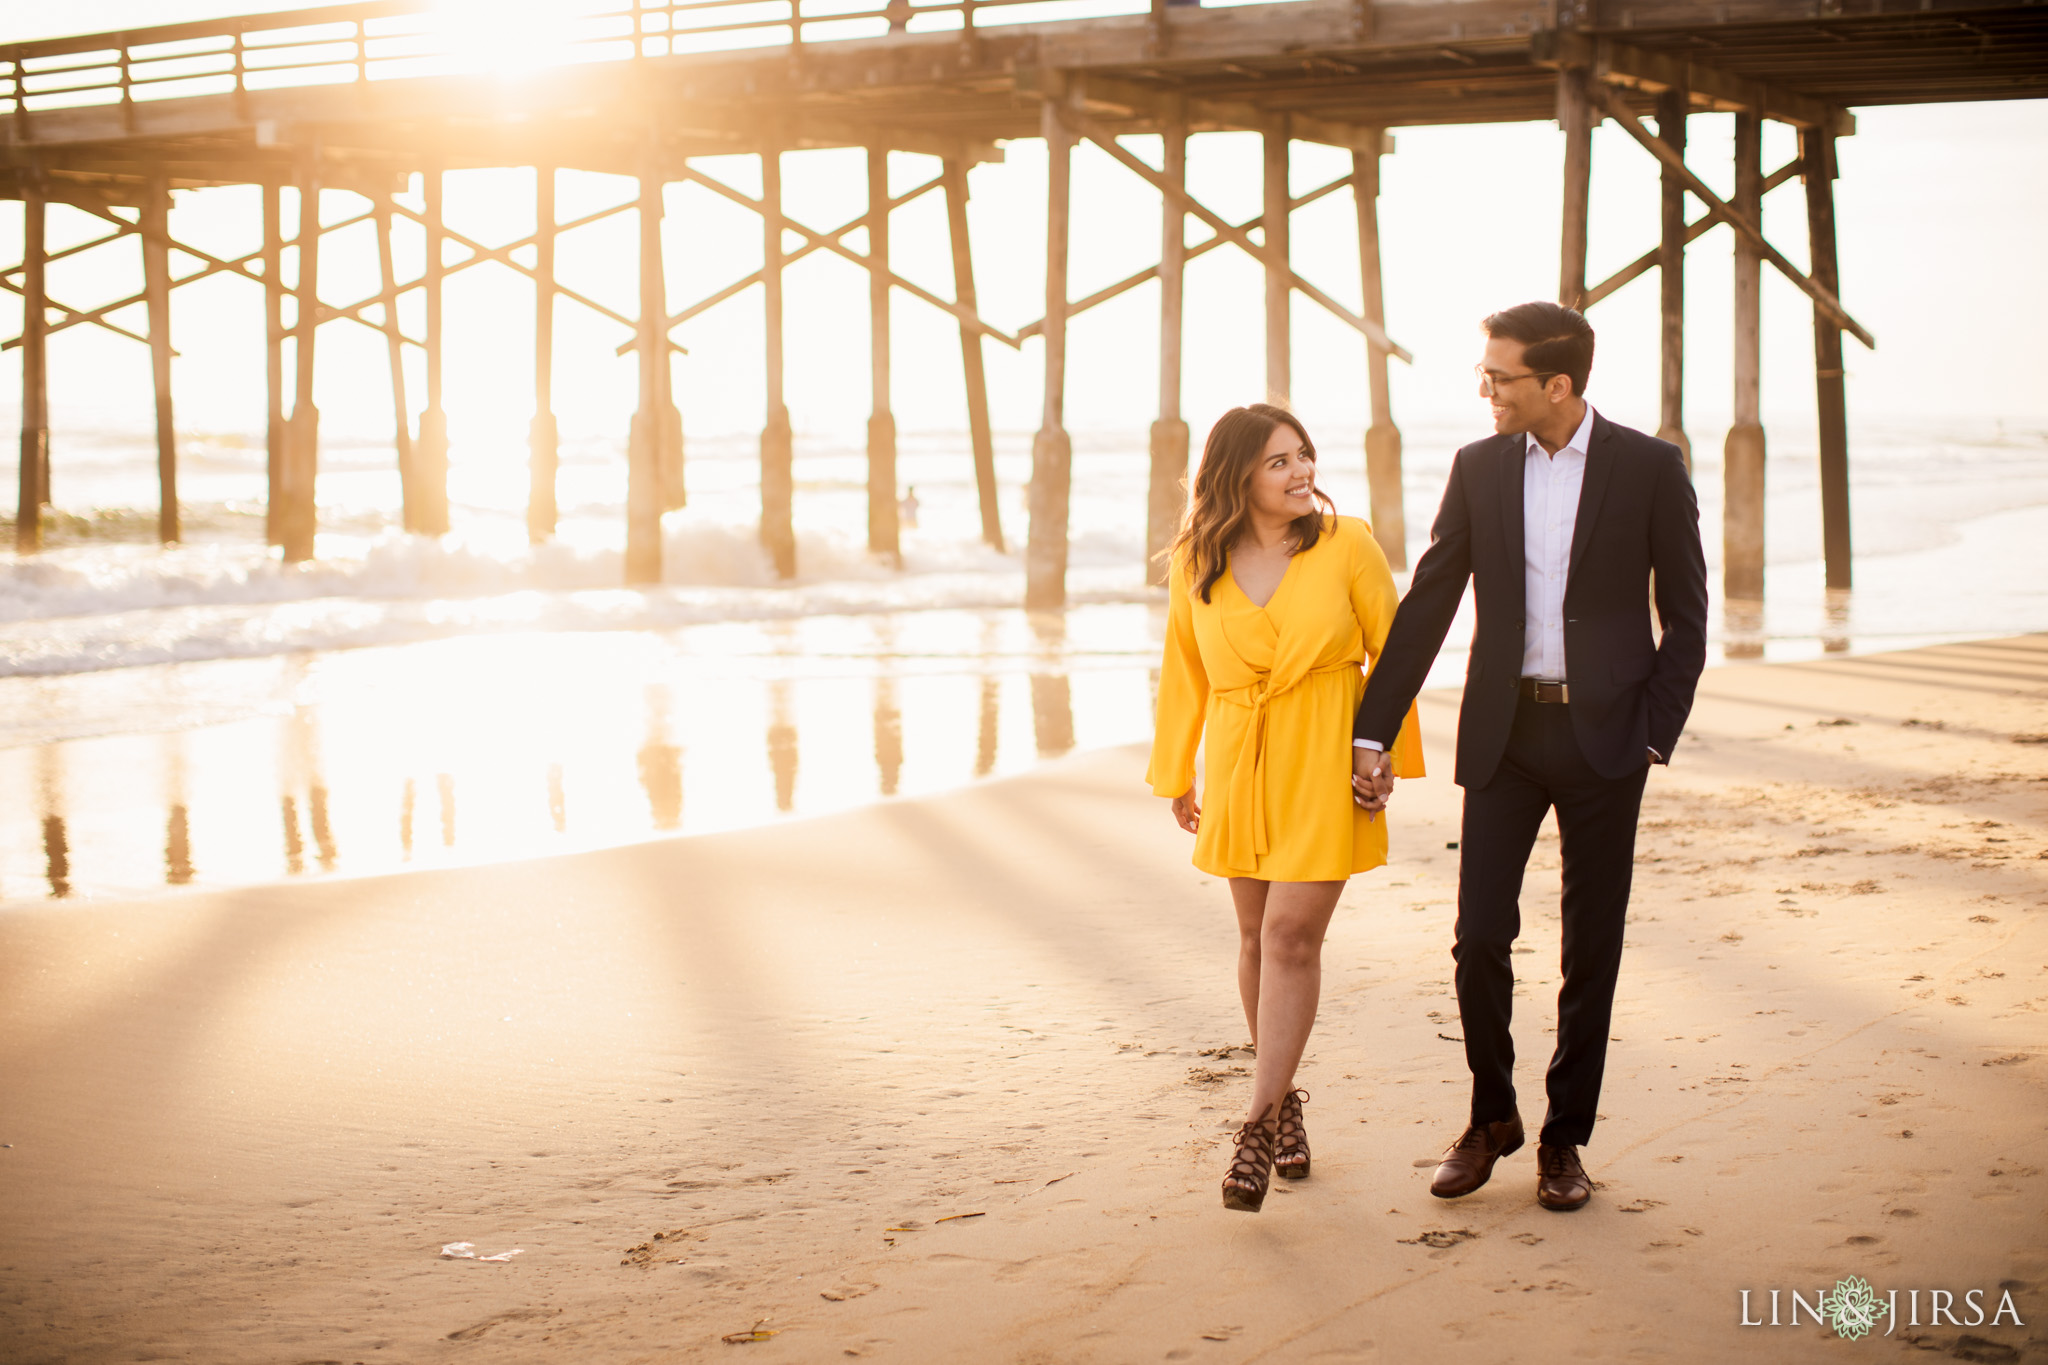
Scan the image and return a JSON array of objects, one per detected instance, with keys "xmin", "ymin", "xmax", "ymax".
[
  {"xmin": 1397, "ymin": 1229, "xmax": 1478, "ymax": 1249},
  {"xmin": 1186, "ymin": 1065, "xmax": 1248, "ymax": 1086},
  {"xmin": 445, "ymin": 1307, "xmax": 558, "ymax": 1341},
  {"xmin": 620, "ymin": 1228, "xmax": 696, "ymax": 1267}
]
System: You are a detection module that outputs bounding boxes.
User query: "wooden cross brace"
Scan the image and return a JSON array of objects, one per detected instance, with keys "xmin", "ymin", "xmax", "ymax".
[
  {"xmin": 334, "ymin": 193, "xmax": 685, "ymax": 354},
  {"xmin": 612, "ymin": 162, "xmax": 1021, "ymax": 356},
  {"xmin": 0, "ymin": 198, "xmax": 376, "ymax": 351},
  {"xmin": 1017, "ymin": 169, "xmax": 1359, "ymax": 343},
  {"xmin": 1059, "ymin": 105, "xmax": 1413, "ymax": 364},
  {"xmin": 1582, "ymin": 157, "xmax": 1802, "ymax": 310},
  {"xmin": 1588, "ymin": 81, "xmax": 1873, "ymax": 348},
  {"xmin": 647, "ymin": 169, "xmax": 948, "ymax": 335},
  {"xmin": 0, "ymin": 272, "xmax": 152, "ymax": 350}
]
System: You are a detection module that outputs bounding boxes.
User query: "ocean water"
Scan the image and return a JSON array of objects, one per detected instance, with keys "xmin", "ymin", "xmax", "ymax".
[{"xmin": 3, "ymin": 410, "xmax": 2046, "ymax": 902}]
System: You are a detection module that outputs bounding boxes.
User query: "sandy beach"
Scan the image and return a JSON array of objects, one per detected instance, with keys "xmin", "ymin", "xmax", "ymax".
[{"xmin": 2, "ymin": 634, "xmax": 2044, "ymax": 1363}]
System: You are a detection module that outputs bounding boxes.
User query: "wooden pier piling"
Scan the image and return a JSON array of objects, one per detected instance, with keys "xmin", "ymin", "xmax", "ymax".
[
  {"xmin": 658, "ymin": 316, "xmax": 684, "ymax": 512},
  {"xmin": 1804, "ymin": 126, "xmax": 1852, "ymax": 592},
  {"xmin": 866, "ymin": 143, "xmax": 900, "ymax": 564},
  {"xmin": 1656, "ymin": 86, "xmax": 1689, "ymax": 466},
  {"xmin": 1557, "ymin": 69, "xmax": 1593, "ymax": 308},
  {"xmin": 280, "ymin": 149, "xmax": 321, "ymax": 563},
  {"xmin": 15, "ymin": 177, "xmax": 46, "ymax": 553},
  {"xmin": 653, "ymin": 168, "xmax": 684, "ymax": 517},
  {"xmin": 1262, "ymin": 124, "xmax": 1291, "ymax": 409},
  {"xmin": 1353, "ymin": 136, "xmax": 1403, "ymax": 569},
  {"xmin": 529, "ymin": 164, "xmax": 558, "ymax": 543},
  {"xmin": 416, "ymin": 163, "xmax": 450, "ymax": 537},
  {"xmin": 626, "ymin": 144, "xmax": 665, "ymax": 585},
  {"xmin": 649, "ymin": 174, "xmax": 684, "ymax": 516},
  {"xmin": 1724, "ymin": 111, "xmax": 1766, "ymax": 611},
  {"xmin": 942, "ymin": 157, "xmax": 1003, "ymax": 553},
  {"xmin": 261, "ymin": 179, "xmax": 284, "ymax": 547},
  {"xmin": 759, "ymin": 144, "xmax": 796, "ymax": 581},
  {"xmin": 1026, "ymin": 94, "xmax": 1074, "ymax": 611},
  {"xmin": 1147, "ymin": 114, "xmax": 1188, "ymax": 585},
  {"xmin": 373, "ymin": 192, "xmax": 415, "ymax": 532},
  {"xmin": 143, "ymin": 175, "xmax": 178, "ymax": 544}
]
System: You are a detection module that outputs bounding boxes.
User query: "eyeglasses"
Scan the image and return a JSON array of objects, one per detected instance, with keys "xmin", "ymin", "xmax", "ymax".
[{"xmin": 1475, "ymin": 365, "xmax": 1559, "ymax": 397}]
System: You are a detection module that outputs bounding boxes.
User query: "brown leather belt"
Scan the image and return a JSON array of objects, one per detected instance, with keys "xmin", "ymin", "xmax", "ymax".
[{"xmin": 1518, "ymin": 677, "xmax": 1570, "ymax": 704}]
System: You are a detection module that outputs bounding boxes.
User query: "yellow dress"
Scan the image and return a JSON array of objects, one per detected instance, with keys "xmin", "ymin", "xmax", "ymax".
[{"xmin": 1147, "ymin": 516, "xmax": 1425, "ymax": 881}]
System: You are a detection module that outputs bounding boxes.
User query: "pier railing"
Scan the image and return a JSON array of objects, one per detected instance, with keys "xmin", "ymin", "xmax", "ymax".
[{"xmin": 2, "ymin": 0, "xmax": 1216, "ymax": 122}]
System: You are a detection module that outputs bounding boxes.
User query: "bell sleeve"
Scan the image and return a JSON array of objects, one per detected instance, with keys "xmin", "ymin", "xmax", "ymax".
[
  {"xmin": 1145, "ymin": 555, "xmax": 1210, "ymax": 798},
  {"xmin": 1349, "ymin": 521, "xmax": 1427, "ymax": 780}
]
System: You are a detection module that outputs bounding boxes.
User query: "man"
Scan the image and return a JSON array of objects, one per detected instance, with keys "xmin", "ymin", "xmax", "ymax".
[{"xmin": 1351, "ymin": 301, "xmax": 1707, "ymax": 1212}]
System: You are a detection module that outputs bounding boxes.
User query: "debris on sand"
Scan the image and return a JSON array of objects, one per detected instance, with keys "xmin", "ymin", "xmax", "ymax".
[{"xmin": 440, "ymin": 1242, "xmax": 524, "ymax": 1262}]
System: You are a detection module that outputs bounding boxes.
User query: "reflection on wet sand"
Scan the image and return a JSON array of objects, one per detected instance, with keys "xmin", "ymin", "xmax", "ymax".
[
  {"xmin": 976, "ymin": 677, "xmax": 999, "ymax": 779},
  {"xmin": 278, "ymin": 704, "xmax": 340, "ymax": 875},
  {"xmin": 768, "ymin": 679, "xmax": 799, "ymax": 815},
  {"xmin": 1723, "ymin": 599, "xmax": 1766, "ymax": 661},
  {"xmin": 165, "ymin": 806, "xmax": 193, "ymax": 886},
  {"xmin": 37, "ymin": 748, "xmax": 68, "ymax": 899},
  {"xmin": 436, "ymin": 773, "xmax": 456, "ymax": 849},
  {"xmin": 1032, "ymin": 676, "xmax": 1074, "ymax": 758},
  {"xmin": 638, "ymin": 688, "xmax": 683, "ymax": 831},
  {"xmin": 281, "ymin": 797, "xmax": 304, "ymax": 876},
  {"xmin": 874, "ymin": 677, "xmax": 902, "ymax": 797},
  {"xmin": 42, "ymin": 815, "xmax": 69, "ymax": 900},
  {"xmin": 1824, "ymin": 588, "xmax": 1852, "ymax": 654},
  {"xmin": 1030, "ymin": 613, "xmax": 1075, "ymax": 759},
  {"xmin": 975, "ymin": 617, "xmax": 1002, "ymax": 778},
  {"xmin": 310, "ymin": 788, "xmax": 337, "ymax": 872},
  {"xmin": 0, "ymin": 606, "xmax": 1162, "ymax": 901},
  {"xmin": 400, "ymin": 778, "xmax": 417, "ymax": 860},
  {"xmin": 164, "ymin": 739, "xmax": 193, "ymax": 885}
]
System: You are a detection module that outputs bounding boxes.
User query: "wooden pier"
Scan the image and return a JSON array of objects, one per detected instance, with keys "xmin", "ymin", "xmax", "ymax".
[{"xmin": 4, "ymin": 0, "xmax": 2044, "ymax": 613}]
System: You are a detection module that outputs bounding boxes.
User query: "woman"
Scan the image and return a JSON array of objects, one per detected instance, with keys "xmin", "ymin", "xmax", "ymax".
[{"xmin": 1148, "ymin": 403, "xmax": 1423, "ymax": 1212}]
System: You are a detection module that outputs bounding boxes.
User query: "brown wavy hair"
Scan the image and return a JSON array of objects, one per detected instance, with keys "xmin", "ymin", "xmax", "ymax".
[{"xmin": 1167, "ymin": 403, "xmax": 1336, "ymax": 604}]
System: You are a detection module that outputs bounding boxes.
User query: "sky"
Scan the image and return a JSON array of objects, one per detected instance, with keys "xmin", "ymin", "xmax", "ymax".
[{"xmin": 3, "ymin": 0, "xmax": 2044, "ymax": 464}]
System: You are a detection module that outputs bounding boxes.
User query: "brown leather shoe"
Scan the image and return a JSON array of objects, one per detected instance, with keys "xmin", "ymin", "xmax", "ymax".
[
  {"xmin": 1429, "ymin": 1117, "xmax": 1525, "ymax": 1199},
  {"xmin": 1535, "ymin": 1143, "xmax": 1592, "ymax": 1212}
]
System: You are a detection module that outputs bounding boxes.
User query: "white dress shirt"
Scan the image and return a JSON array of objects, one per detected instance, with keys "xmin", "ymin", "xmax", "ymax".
[
  {"xmin": 1521, "ymin": 403, "xmax": 1596, "ymax": 681},
  {"xmin": 1354, "ymin": 403, "xmax": 1599, "ymax": 757}
]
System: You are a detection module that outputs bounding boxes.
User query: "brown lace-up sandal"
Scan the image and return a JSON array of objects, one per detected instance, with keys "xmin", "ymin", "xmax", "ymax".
[
  {"xmin": 1274, "ymin": 1088, "xmax": 1311, "ymax": 1180},
  {"xmin": 1221, "ymin": 1104, "xmax": 1277, "ymax": 1212}
]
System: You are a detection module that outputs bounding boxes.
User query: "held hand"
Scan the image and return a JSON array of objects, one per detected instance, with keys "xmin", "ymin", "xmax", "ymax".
[
  {"xmin": 1171, "ymin": 787, "xmax": 1201, "ymax": 834},
  {"xmin": 1351, "ymin": 747, "xmax": 1394, "ymax": 821}
]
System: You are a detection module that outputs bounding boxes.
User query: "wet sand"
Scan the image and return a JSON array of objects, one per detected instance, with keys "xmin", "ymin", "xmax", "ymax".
[{"xmin": 1, "ymin": 636, "xmax": 2044, "ymax": 1363}]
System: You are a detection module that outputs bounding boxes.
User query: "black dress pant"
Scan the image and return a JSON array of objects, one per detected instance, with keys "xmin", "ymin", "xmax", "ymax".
[{"xmin": 1455, "ymin": 693, "xmax": 1648, "ymax": 1147}]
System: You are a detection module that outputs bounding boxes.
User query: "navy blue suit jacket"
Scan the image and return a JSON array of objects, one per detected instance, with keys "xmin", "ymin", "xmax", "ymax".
[{"xmin": 1353, "ymin": 411, "xmax": 1709, "ymax": 788}]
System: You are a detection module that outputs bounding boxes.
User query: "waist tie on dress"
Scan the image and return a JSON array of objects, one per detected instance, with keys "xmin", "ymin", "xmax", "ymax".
[{"xmin": 1213, "ymin": 659, "xmax": 1360, "ymax": 874}]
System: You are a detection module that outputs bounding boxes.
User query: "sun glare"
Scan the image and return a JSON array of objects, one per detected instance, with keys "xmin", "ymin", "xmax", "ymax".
[{"xmin": 431, "ymin": 0, "xmax": 585, "ymax": 75}]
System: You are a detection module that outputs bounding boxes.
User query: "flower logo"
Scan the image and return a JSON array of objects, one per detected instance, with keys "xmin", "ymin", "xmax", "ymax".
[{"xmin": 1821, "ymin": 1275, "xmax": 1890, "ymax": 1341}]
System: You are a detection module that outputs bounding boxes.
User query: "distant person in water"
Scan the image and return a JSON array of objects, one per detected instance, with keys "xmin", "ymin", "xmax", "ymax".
[
  {"xmin": 1147, "ymin": 403, "xmax": 1424, "ymax": 1212},
  {"xmin": 898, "ymin": 486, "xmax": 919, "ymax": 531}
]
